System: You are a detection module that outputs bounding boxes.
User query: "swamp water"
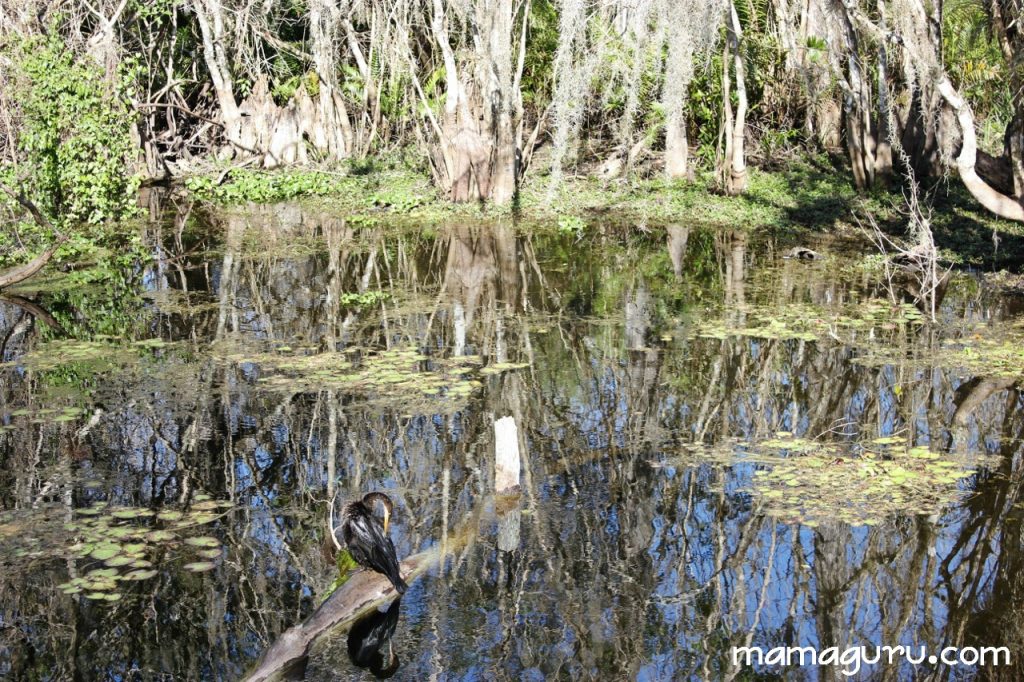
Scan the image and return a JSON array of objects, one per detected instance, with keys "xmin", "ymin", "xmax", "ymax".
[{"xmin": 1, "ymin": 204, "xmax": 1023, "ymax": 681}]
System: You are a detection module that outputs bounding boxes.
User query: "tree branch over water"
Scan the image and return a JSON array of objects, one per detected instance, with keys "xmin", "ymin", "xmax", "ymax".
[{"xmin": 0, "ymin": 179, "xmax": 66, "ymax": 289}]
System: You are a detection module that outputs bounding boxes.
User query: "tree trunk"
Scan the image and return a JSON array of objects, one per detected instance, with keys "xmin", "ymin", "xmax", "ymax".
[
  {"xmin": 428, "ymin": 0, "xmax": 519, "ymax": 204},
  {"xmin": 662, "ymin": 2, "xmax": 696, "ymax": 180},
  {"xmin": 722, "ymin": 1, "xmax": 748, "ymax": 195},
  {"xmin": 938, "ymin": 78, "xmax": 1024, "ymax": 221},
  {"xmin": 190, "ymin": 0, "xmax": 245, "ymax": 154},
  {"xmin": 309, "ymin": 0, "xmax": 352, "ymax": 160},
  {"xmin": 873, "ymin": 0, "xmax": 893, "ymax": 180}
]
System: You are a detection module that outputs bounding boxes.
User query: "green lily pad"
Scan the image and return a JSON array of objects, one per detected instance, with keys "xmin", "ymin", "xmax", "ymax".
[
  {"xmin": 184, "ymin": 536, "xmax": 220, "ymax": 548},
  {"xmin": 89, "ymin": 545, "xmax": 121, "ymax": 561},
  {"xmin": 183, "ymin": 561, "xmax": 216, "ymax": 573},
  {"xmin": 146, "ymin": 530, "xmax": 176, "ymax": 542},
  {"xmin": 111, "ymin": 508, "xmax": 155, "ymax": 519}
]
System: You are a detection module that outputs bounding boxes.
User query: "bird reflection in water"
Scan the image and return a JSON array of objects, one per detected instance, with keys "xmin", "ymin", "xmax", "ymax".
[{"xmin": 347, "ymin": 597, "xmax": 402, "ymax": 679}]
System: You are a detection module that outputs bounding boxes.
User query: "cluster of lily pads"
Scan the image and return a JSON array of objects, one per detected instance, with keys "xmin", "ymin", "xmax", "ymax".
[
  {"xmin": 747, "ymin": 433, "xmax": 995, "ymax": 526},
  {"xmin": 854, "ymin": 319, "xmax": 1024, "ymax": 379},
  {"xmin": 50, "ymin": 495, "xmax": 232, "ymax": 602},
  {"xmin": 692, "ymin": 300, "xmax": 926, "ymax": 344},
  {"xmin": 221, "ymin": 344, "xmax": 530, "ymax": 410},
  {"xmin": 0, "ymin": 406, "xmax": 83, "ymax": 434},
  {"xmin": 689, "ymin": 299, "xmax": 1024, "ymax": 381},
  {"xmin": 1, "ymin": 336, "xmax": 171, "ymax": 373}
]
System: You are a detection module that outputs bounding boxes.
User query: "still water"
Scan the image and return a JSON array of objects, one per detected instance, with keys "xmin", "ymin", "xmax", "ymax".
[{"xmin": 1, "ymin": 203, "xmax": 1023, "ymax": 681}]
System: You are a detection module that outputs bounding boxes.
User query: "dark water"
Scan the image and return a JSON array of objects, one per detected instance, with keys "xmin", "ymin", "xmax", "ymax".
[{"xmin": 1, "ymin": 203, "xmax": 1023, "ymax": 681}]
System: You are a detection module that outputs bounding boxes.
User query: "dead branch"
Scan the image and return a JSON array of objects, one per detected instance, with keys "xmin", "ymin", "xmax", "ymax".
[
  {"xmin": 0, "ymin": 294, "xmax": 66, "ymax": 332},
  {"xmin": 0, "ymin": 180, "xmax": 67, "ymax": 290}
]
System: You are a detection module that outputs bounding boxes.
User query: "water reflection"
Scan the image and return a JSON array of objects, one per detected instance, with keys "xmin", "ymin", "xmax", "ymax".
[
  {"xmin": 0, "ymin": 202, "xmax": 1022, "ymax": 680},
  {"xmin": 347, "ymin": 598, "xmax": 402, "ymax": 679}
]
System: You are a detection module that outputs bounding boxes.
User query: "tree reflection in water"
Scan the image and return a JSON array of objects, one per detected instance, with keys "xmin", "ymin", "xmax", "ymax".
[{"xmin": 0, "ymin": 202, "xmax": 1021, "ymax": 680}]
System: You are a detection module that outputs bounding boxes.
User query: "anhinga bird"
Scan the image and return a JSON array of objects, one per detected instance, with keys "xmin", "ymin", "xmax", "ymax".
[{"xmin": 334, "ymin": 492, "xmax": 408, "ymax": 595}]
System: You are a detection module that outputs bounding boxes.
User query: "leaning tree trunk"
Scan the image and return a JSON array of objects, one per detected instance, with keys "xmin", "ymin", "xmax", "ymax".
[
  {"xmin": 0, "ymin": 183, "xmax": 67, "ymax": 289},
  {"xmin": 720, "ymin": 0, "xmax": 748, "ymax": 195},
  {"xmin": 190, "ymin": 0, "xmax": 247, "ymax": 154},
  {"xmin": 939, "ymin": 78, "xmax": 1024, "ymax": 221}
]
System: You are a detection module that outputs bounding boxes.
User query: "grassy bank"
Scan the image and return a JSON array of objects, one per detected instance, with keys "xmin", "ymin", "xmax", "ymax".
[{"xmin": 182, "ymin": 157, "xmax": 1024, "ymax": 268}]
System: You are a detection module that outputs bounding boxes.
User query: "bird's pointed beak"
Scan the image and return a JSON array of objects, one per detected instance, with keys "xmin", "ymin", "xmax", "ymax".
[{"xmin": 383, "ymin": 506, "xmax": 391, "ymax": 534}]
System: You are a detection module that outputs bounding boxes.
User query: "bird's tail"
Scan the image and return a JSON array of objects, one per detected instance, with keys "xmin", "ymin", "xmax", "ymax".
[{"xmin": 390, "ymin": 572, "xmax": 408, "ymax": 595}]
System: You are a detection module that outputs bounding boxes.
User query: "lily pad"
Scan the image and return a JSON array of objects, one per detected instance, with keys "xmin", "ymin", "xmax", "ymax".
[
  {"xmin": 184, "ymin": 536, "xmax": 220, "ymax": 548},
  {"xmin": 89, "ymin": 545, "xmax": 121, "ymax": 561}
]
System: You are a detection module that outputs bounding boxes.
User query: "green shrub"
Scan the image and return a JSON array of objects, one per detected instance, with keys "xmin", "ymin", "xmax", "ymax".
[{"xmin": 4, "ymin": 31, "xmax": 140, "ymax": 226}]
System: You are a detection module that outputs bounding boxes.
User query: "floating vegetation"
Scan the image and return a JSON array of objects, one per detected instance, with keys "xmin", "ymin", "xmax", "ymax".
[
  {"xmin": 480, "ymin": 361, "xmax": 531, "ymax": 375},
  {"xmin": 1, "ymin": 336, "xmax": 173, "ymax": 373},
  {"xmin": 184, "ymin": 536, "xmax": 220, "ymax": 548},
  {"xmin": 2, "ymin": 496, "xmax": 233, "ymax": 603},
  {"xmin": 217, "ymin": 344, "xmax": 486, "ymax": 411},
  {"xmin": 0, "ymin": 405, "xmax": 86, "ymax": 427},
  {"xmin": 183, "ymin": 561, "xmax": 216, "ymax": 573},
  {"xmin": 745, "ymin": 434, "xmax": 997, "ymax": 526},
  {"xmin": 853, "ymin": 319, "xmax": 1024, "ymax": 378},
  {"xmin": 692, "ymin": 300, "xmax": 926, "ymax": 344},
  {"xmin": 690, "ymin": 299, "xmax": 1024, "ymax": 380}
]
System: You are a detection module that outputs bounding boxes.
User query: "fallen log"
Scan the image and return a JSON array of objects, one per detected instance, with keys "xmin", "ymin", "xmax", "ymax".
[
  {"xmin": 0, "ymin": 239, "xmax": 67, "ymax": 290},
  {"xmin": 0, "ymin": 181, "xmax": 67, "ymax": 290},
  {"xmin": 0, "ymin": 295, "xmax": 66, "ymax": 333}
]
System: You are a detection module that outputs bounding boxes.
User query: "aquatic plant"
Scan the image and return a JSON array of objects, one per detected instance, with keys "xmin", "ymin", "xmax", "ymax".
[{"xmin": 748, "ymin": 434, "xmax": 995, "ymax": 526}]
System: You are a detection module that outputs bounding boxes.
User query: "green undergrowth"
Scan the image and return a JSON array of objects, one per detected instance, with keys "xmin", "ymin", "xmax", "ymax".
[
  {"xmin": 179, "ymin": 158, "xmax": 1024, "ymax": 270},
  {"xmin": 183, "ymin": 160, "xmax": 863, "ymax": 233}
]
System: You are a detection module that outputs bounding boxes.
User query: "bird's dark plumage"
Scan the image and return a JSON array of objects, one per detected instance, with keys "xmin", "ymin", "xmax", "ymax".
[
  {"xmin": 348, "ymin": 597, "xmax": 402, "ymax": 678},
  {"xmin": 339, "ymin": 492, "xmax": 408, "ymax": 594}
]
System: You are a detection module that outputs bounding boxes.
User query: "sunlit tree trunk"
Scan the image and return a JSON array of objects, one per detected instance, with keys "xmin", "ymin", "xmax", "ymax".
[
  {"xmin": 428, "ymin": 0, "xmax": 520, "ymax": 204},
  {"xmin": 873, "ymin": 0, "xmax": 892, "ymax": 180},
  {"xmin": 309, "ymin": 0, "xmax": 353, "ymax": 159},
  {"xmin": 988, "ymin": 0, "xmax": 1024, "ymax": 198},
  {"xmin": 720, "ymin": 1, "xmax": 748, "ymax": 195},
  {"xmin": 663, "ymin": 3, "xmax": 694, "ymax": 179}
]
